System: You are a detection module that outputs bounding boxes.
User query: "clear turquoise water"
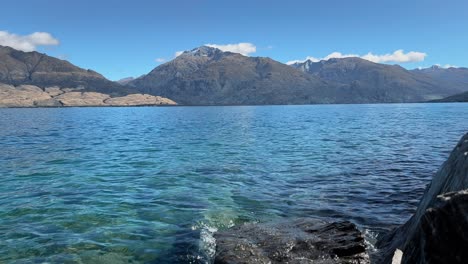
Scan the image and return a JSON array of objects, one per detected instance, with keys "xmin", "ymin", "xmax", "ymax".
[{"xmin": 0, "ymin": 103, "xmax": 467, "ymax": 263}]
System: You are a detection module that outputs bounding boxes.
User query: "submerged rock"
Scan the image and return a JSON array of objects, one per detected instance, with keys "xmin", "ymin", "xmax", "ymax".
[
  {"xmin": 214, "ymin": 218, "xmax": 369, "ymax": 264},
  {"xmin": 376, "ymin": 133, "xmax": 468, "ymax": 264}
]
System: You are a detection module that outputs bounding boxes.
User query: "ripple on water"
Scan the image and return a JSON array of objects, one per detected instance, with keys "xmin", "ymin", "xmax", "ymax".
[{"xmin": 0, "ymin": 104, "xmax": 467, "ymax": 263}]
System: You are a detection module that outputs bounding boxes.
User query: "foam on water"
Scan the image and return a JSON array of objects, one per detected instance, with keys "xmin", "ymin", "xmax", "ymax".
[
  {"xmin": 364, "ymin": 228, "xmax": 379, "ymax": 253},
  {"xmin": 191, "ymin": 214, "xmax": 236, "ymax": 263}
]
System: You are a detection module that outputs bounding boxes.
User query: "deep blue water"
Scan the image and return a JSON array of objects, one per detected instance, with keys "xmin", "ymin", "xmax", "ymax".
[{"xmin": 0, "ymin": 103, "xmax": 467, "ymax": 263}]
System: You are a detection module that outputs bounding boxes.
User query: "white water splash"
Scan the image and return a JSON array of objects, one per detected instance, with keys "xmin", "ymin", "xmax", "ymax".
[
  {"xmin": 363, "ymin": 228, "xmax": 378, "ymax": 253},
  {"xmin": 191, "ymin": 217, "xmax": 235, "ymax": 263}
]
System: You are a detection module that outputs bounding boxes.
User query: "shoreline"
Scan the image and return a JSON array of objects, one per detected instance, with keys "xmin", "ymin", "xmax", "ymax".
[{"xmin": 1, "ymin": 101, "xmax": 467, "ymax": 109}]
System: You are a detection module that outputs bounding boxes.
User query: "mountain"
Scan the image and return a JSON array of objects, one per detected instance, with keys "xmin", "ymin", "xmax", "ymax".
[
  {"xmin": 0, "ymin": 45, "xmax": 131, "ymax": 96},
  {"xmin": 130, "ymin": 46, "xmax": 468, "ymax": 105},
  {"xmin": 290, "ymin": 58, "xmax": 468, "ymax": 102},
  {"xmin": 411, "ymin": 65, "xmax": 468, "ymax": 91},
  {"xmin": 0, "ymin": 45, "xmax": 176, "ymax": 107},
  {"xmin": 3, "ymin": 44, "xmax": 467, "ymax": 107},
  {"xmin": 432, "ymin": 90, "xmax": 468, "ymax": 102},
  {"xmin": 129, "ymin": 46, "xmax": 340, "ymax": 105},
  {"xmin": 117, "ymin": 77, "xmax": 135, "ymax": 85}
]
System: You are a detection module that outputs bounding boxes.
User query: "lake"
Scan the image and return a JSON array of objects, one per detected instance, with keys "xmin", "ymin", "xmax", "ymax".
[{"xmin": 0, "ymin": 103, "xmax": 467, "ymax": 263}]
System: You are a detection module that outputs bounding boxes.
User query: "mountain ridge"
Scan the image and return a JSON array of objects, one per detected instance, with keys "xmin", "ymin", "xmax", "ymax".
[
  {"xmin": 290, "ymin": 57, "xmax": 467, "ymax": 102},
  {"xmin": 129, "ymin": 46, "xmax": 468, "ymax": 105},
  {"xmin": 0, "ymin": 45, "xmax": 176, "ymax": 107},
  {"xmin": 0, "ymin": 45, "xmax": 133, "ymax": 96},
  {"xmin": 2, "ymin": 45, "xmax": 468, "ymax": 106},
  {"xmin": 129, "ymin": 46, "xmax": 340, "ymax": 105}
]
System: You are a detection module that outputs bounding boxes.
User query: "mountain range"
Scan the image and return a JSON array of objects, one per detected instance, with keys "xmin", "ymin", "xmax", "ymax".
[
  {"xmin": 1, "ymin": 45, "xmax": 468, "ymax": 107},
  {"xmin": 432, "ymin": 90, "xmax": 468, "ymax": 102},
  {"xmin": 0, "ymin": 45, "xmax": 175, "ymax": 107},
  {"xmin": 128, "ymin": 46, "xmax": 468, "ymax": 105},
  {"xmin": 128, "ymin": 46, "xmax": 337, "ymax": 105},
  {"xmin": 289, "ymin": 58, "xmax": 467, "ymax": 103}
]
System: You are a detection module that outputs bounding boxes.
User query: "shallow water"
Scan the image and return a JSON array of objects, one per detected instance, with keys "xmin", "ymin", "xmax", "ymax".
[{"xmin": 0, "ymin": 103, "xmax": 467, "ymax": 263}]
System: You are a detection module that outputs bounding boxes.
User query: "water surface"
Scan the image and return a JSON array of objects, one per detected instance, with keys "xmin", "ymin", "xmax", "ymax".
[{"xmin": 0, "ymin": 103, "xmax": 467, "ymax": 263}]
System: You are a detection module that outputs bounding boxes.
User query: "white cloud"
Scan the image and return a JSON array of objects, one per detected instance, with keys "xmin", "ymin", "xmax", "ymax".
[
  {"xmin": 0, "ymin": 31, "xmax": 59, "ymax": 52},
  {"xmin": 174, "ymin": 51, "xmax": 184, "ymax": 57},
  {"xmin": 361, "ymin": 50, "xmax": 426, "ymax": 63},
  {"xmin": 205, "ymin": 42, "xmax": 256, "ymax": 56},
  {"xmin": 155, "ymin": 58, "xmax": 166, "ymax": 63},
  {"xmin": 287, "ymin": 49, "xmax": 427, "ymax": 65},
  {"xmin": 438, "ymin": 64, "xmax": 458, "ymax": 69},
  {"xmin": 286, "ymin": 56, "xmax": 319, "ymax": 65}
]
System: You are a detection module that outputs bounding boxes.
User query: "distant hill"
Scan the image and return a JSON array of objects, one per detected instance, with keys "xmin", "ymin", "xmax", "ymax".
[
  {"xmin": 117, "ymin": 77, "xmax": 135, "ymax": 85},
  {"xmin": 0, "ymin": 45, "xmax": 176, "ymax": 107},
  {"xmin": 290, "ymin": 58, "xmax": 468, "ymax": 103},
  {"xmin": 0, "ymin": 45, "xmax": 130, "ymax": 96},
  {"xmin": 411, "ymin": 65, "xmax": 468, "ymax": 91},
  {"xmin": 432, "ymin": 90, "xmax": 468, "ymax": 102}
]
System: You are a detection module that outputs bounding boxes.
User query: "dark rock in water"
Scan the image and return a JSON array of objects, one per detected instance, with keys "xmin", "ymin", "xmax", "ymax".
[
  {"xmin": 376, "ymin": 133, "xmax": 468, "ymax": 264},
  {"xmin": 403, "ymin": 190, "xmax": 468, "ymax": 264},
  {"xmin": 214, "ymin": 218, "xmax": 369, "ymax": 264}
]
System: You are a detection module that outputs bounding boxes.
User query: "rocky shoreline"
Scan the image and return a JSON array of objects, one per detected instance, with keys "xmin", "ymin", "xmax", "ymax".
[
  {"xmin": 375, "ymin": 132, "xmax": 468, "ymax": 263},
  {"xmin": 0, "ymin": 84, "xmax": 177, "ymax": 107},
  {"xmin": 213, "ymin": 133, "xmax": 468, "ymax": 264}
]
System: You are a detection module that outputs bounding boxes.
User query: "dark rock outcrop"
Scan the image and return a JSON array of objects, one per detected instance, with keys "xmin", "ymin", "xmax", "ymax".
[
  {"xmin": 376, "ymin": 133, "xmax": 468, "ymax": 264},
  {"xmin": 214, "ymin": 218, "xmax": 369, "ymax": 264},
  {"xmin": 402, "ymin": 190, "xmax": 468, "ymax": 264}
]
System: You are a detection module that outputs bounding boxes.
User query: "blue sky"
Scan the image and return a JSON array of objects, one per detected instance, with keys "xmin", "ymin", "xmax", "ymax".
[{"xmin": 1, "ymin": 0, "xmax": 467, "ymax": 80}]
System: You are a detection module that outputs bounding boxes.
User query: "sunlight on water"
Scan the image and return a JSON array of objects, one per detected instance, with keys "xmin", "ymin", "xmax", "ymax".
[{"xmin": 0, "ymin": 103, "xmax": 467, "ymax": 263}]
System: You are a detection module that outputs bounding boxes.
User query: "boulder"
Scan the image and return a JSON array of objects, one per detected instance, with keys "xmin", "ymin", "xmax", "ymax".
[
  {"xmin": 376, "ymin": 133, "xmax": 468, "ymax": 263},
  {"xmin": 401, "ymin": 190, "xmax": 468, "ymax": 263},
  {"xmin": 214, "ymin": 218, "xmax": 369, "ymax": 264}
]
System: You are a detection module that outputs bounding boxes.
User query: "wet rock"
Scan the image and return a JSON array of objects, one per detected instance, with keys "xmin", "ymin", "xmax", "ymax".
[
  {"xmin": 402, "ymin": 190, "xmax": 468, "ymax": 264},
  {"xmin": 214, "ymin": 218, "xmax": 369, "ymax": 264},
  {"xmin": 376, "ymin": 133, "xmax": 468, "ymax": 264}
]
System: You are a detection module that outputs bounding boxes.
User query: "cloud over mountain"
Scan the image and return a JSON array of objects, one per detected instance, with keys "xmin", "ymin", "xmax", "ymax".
[
  {"xmin": 287, "ymin": 49, "xmax": 427, "ymax": 65},
  {"xmin": 174, "ymin": 42, "xmax": 257, "ymax": 58},
  {"xmin": 204, "ymin": 42, "xmax": 256, "ymax": 56},
  {"xmin": 0, "ymin": 31, "xmax": 59, "ymax": 52}
]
